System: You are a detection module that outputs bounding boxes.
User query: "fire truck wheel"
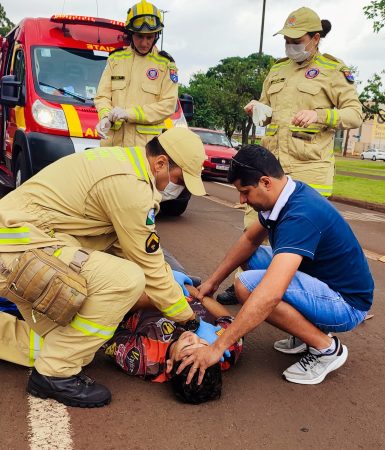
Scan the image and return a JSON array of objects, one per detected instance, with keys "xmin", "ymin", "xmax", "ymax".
[{"xmin": 14, "ymin": 152, "xmax": 30, "ymax": 188}]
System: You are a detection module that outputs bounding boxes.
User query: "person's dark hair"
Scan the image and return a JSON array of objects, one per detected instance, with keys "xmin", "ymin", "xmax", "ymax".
[
  {"xmin": 309, "ymin": 19, "xmax": 332, "ymax": 39},
  {"xmin": 170, "ymin": 361, "xmax": 222, "ymax": 405},
  {"xmin": 146, "ymin": 136, "xmax": 177, "ymax": 167},
  {"xmin": 227, "ymin": 145, "xmax": 284, "ymax": 186}
]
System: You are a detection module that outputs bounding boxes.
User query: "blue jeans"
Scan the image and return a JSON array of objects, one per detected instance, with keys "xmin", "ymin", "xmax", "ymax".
[{"xmin": 238, "ymin": 246, "xmax": 367, "ymax": 333}]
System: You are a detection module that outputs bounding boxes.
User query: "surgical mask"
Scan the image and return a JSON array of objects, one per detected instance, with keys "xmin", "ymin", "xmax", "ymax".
[
  {"xmin": 160, "ymin": 182, "xmax": 185, "ymax": 201},
  {"xmin": 285, "ymin": 40, "xmax": 314, "ymax": 63}
]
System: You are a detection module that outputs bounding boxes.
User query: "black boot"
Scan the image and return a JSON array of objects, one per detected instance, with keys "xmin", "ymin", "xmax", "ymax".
[
  {"xmin": 216, "ymin": 284, "xmax": 238, "ymax": 305},
  {"xmin": 27, "ymin": 368, "xmax": 111, "ymax": 408}
]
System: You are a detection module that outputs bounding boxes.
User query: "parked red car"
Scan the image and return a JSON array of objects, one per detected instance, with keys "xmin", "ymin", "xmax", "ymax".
[{"xmin": 190, "ymin": 127, "xmax": 237, "ymax": 178}]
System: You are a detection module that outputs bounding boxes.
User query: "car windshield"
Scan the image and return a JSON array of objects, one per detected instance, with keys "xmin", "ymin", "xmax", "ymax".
[
  {"xmin": 32, "ymin": 46, "xmax": 108, "ymax": 105},
  {"xmin": 194, "ymin": 130, "xmax": 232, "ymax": 147}
]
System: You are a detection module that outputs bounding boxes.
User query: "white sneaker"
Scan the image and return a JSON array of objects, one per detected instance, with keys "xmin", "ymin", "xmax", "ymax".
[
  {"xmin": 273, "ymin": 336, "xmax": 307, "ymax": 354},
  {"xmin": 283, "ymin": 337, "xmax": 348, "ymax": 385}
]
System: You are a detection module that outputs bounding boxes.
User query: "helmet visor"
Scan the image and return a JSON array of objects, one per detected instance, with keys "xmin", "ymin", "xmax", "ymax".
[{"xmin": 130, "ymin": 15, "xmax": 162, "ymax": 32}]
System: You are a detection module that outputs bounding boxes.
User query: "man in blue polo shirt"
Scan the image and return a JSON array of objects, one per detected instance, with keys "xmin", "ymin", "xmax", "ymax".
[{"xmin": 175, "ymin": 145, "xmax": 374, "ymax": 386}]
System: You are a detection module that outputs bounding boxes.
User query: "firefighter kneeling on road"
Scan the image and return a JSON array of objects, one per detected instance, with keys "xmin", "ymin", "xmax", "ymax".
[
  {"xmin": 0, "ymin": 128, "xmax": 222, "ymax": 408},
  {"xmin": 95, "ymin": 0, "xmax": 179, "ymax": 147}
]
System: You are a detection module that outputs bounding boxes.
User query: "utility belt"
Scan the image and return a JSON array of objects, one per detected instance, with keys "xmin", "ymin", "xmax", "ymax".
[{"xmin": 2, "ymin": 247, "xmax": 92, "ymax": 327}]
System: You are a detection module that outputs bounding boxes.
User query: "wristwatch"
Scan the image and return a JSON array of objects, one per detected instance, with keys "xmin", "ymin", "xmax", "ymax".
[{"xmin": 183, "ymin": 315, "xmax": 201, "ymax": 332}]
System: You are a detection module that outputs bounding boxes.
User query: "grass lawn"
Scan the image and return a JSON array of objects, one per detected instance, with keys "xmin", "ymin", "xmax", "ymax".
[
  {"xmin": 333, "ymin": 174, "xmax": 385, "ymax": 205},
  {"xmin": 335, "ymin": 157, "xmax": 385, "ymax": 177}
]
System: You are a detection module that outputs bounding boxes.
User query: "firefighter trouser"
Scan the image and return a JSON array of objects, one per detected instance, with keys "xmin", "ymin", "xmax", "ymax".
[{"xmin": 0, "ymin": 247, "xmax": 145, "ymax": 377}]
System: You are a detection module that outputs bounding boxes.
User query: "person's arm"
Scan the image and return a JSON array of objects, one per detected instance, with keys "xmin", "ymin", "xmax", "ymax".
[
  {"xmin": 315, "ymin": 67, "xmax": 363, "ymax": 130},
  {"xmin": 94, "ymin": 59, "xmax": 113, "ymax": 120},
  {"xmin": 179, "ymin": 252, "xmax": 303, "ymax": 384},
  {"xmin": 198, "ymin": 218, "xmax": 268, "ymax": 298},
  {"xmin": 185, "ymin": 285, "xmax": 233, "ymax": 319},
  {"xmin": 94, "ymin": 175, "xmax": 194, "ymax": 323}
]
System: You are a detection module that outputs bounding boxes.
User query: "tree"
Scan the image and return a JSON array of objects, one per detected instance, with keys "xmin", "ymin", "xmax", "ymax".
[
  {"xmin": 181, "ymin": 53, "xmax": 275, "ymax": 143},
  {"xmin": 0, "ymin": 3, "xmax": 15, "ymax": 36},
  {"xmin": 361, "ymin": 1, "xmax": 385, "ymax": 120}
]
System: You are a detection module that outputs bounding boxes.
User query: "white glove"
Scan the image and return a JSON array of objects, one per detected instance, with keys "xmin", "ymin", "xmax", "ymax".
[
  {"xmin": 244, "ymin": 100, "xmax": 272, "ymax": 126},
  {"xmin": 96, "ymin": 117, "xmax": 111, "ymax": 139},
  {"xmin": 108, "ymin": 107, "xmax": 129, "ymax": 123}
]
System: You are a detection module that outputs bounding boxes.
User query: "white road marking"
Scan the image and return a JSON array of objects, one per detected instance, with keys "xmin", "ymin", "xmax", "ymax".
[
  {"xmin": 340, "ymin": 211, "xmax": 385, "ymax": 223},
  {"xmin": 212, "ymin": 181, "xmax": 236, "ymax": 189},
  {"xmin": 28, "ymin": 394, "xmax": 73, "ymax": 450}
]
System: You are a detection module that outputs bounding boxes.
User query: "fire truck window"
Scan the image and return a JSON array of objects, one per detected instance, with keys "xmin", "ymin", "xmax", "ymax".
[
  {"xmin": 13, "ymin": 51, "xmax": 26, "ymax": 85},
  {"xmin": 33, "ymin": 46, "xmax": 108, "ymax": 103}
]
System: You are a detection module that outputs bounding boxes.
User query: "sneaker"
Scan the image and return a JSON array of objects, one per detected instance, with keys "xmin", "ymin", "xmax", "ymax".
[
  {"xmin": 27, "ymin": 368, "xmax": 111, "ymax": 407},
  {"xmin": 273, "ymin": 336, "xmax": 307, "ymax": 354},
  {"xmin": 217, "ymin": 284, "xmax": 238, "ymax": 305},
  {"xmin": 283, "ymin": 336, "xmax": 348, "ymax": 385}
]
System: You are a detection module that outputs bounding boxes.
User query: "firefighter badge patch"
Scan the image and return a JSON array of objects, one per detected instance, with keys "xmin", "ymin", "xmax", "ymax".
[
  {"xmin": 305, "ymin": 68, "xmax": 319, "ymax": 79},
  {"xmin": 145, "ymin": 232, "xmax": 160, "ymax": 253},
  {"xmin": 170, "ymin": 68, "xmax": 178, "ymax": 83},
  {"xmin": 147, "ymin": 68, "xmax": 159, "ymax": 80},
  {"xmin": 340, "ymin": 67, "xmax": 355, "ymax": 83},
  {"xmin": 146, "ymin": 208, "xmax": 155, "ymax": 226}
]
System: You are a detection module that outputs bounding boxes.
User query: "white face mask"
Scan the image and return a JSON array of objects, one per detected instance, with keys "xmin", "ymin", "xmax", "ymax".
[
  {"xmin": 285, "ymin": 40, "xmax": 313, "ymax": 63},
  {"xmin": 160, "ymin": 182, "xmax": 185, "ymax": 201}
]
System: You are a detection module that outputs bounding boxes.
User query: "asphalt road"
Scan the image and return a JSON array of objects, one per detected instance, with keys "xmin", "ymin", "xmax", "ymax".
[{"xmin": 1, "ymin": 180, "xmax": 384, "ymax": 450}]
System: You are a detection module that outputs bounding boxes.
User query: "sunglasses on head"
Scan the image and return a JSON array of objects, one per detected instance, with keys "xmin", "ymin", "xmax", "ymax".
[{"xmin": 229, "ymin": 158, "xmax": 266, "ymax": 176}]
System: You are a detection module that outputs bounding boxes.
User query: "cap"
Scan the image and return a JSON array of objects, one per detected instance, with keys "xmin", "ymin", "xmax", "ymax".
[
  {"xmin": 158, "ymin": 128, "xmax": 206, "ymax": 196},
  {"xmin": 274, "ymin": 7, "xmax": 322, "ymax": 39}
]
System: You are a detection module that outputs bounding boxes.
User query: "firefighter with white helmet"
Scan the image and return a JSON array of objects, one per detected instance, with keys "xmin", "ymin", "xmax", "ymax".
[{"xmin": 95, "ymin": 0, "xmax": 179, "ymax": 148}]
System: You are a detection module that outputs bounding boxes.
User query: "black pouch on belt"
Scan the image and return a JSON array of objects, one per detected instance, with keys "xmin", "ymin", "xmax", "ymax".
[{"xmin": 3, "ymin": 248, "xmax": 92, "ymax": 327}]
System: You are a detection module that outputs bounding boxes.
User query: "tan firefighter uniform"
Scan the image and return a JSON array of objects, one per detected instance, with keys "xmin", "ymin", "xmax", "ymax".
[
  {"xmin": 0, "ymin": 146, "xmax": 193, "ymax": 376},
  {"xmin": 94, "ymin": 46, "xmax": 178, "ymax": 147},
  {"xmin": 244, "ymin": 51, "xmax": 363, "ymax": 229}
]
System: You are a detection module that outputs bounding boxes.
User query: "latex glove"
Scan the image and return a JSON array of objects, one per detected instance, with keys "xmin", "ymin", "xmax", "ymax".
[
  {"xmin": 196, "ymin": 320, "xmax": 231, "ymax": 359},
  {"xmin": 95, "ymin": 117, "xmax": 111, "ymax": 139},
  {"xmin": 252, "ymin": 102, "xmax": 272, "ymax": 126},
  {"xmin": 172, "ymin": 270, "xmax": 193, "ymax": 296},
  {"xmin": 108, "ymin": 106, "xmax": 129, "ymax": 123}
]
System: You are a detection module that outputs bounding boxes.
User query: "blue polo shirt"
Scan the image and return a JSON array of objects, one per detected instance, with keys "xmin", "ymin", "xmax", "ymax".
[{"xmin": 258, "ymin": 181, "xmax": 374, "ymax": 311}]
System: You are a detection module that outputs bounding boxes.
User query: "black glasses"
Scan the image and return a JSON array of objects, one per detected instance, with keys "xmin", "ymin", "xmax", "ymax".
[{"xmin": 229, "ymin": 158, "xmax": 266, "ymax": 175}]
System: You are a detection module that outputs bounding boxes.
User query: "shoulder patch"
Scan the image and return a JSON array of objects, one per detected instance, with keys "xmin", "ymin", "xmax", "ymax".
[
  {"xmin": 145, "ymin": 232, "xmax": 160, "ymax": 253},
  {"xmin": 158, "ymin": 50, "xmax": 175, "ymax": 63},
  {"xmin": 340, "ymin": 66, "xmax": 355, "ymax": 83}
]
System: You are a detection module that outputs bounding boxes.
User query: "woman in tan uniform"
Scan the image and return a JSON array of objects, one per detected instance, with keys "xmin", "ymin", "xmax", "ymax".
[{"xmin": 218, "ymin": 7, "xmax": 363, "ymax": 305}]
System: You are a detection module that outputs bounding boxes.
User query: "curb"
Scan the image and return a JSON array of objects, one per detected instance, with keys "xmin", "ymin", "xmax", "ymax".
[{"xmin": 330, "ymin": 196, "xmax": 385, "ymax": 214}]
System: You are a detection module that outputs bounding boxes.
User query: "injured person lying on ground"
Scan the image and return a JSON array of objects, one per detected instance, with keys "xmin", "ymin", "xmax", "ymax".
[
  {"xmin": 0, "ymin": 286, "xmax": 243, "ymax": 405},
  {"xmin": 104, "ymin": 285, "xmax": 243, "ymax": 404}
]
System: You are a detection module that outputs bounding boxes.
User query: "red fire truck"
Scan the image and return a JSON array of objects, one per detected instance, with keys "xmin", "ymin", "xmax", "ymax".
[{"xmin": 0, "ymin": 15, "xmax": 193, "ymax": 214}]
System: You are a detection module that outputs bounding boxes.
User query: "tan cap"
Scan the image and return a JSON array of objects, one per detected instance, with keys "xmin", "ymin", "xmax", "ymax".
[
  {"xmin": 274, "ymin": 7, "xmax": 322, "ymax": 39},
  {"xmin": 158, "ymin": 127, "xmax": 206, "ymax": 196}
]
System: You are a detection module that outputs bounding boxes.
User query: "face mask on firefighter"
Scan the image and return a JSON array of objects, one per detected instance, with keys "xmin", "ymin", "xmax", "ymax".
[
  {"xmin": 285, "ymin": 37, "xmax": 315, "ymax": 63},
  {"xmin": 160, "ymin": 182, "xmax": 185, "ymax": 201}
]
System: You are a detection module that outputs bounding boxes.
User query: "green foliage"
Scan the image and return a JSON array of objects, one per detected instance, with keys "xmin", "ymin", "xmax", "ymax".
[
  {"xmin": 0, "ymin": 3, "xmax": 15, "ymax": 36},
  {"xmin": 180, "ymin": 53, "xmax": 275, "ymax": 141},
  {"xmin": 334, "ymin": 174, "xmax": 385, "ymax": 205},
  {"xmin": 363, "ymin": 0, "xmax": 385, "ymax": 32},
  {"xmin": 361, "ymin": 2, "xmax": 385, "ymax": 120}
]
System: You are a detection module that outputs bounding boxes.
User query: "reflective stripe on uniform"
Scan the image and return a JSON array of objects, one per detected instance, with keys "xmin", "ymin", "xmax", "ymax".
[
  {"xmin": 61, "ymin": 104, "xmax": 83, "ymax": 137},
  {"xmin": 98, "ymin": 107, "xmax": 111, "ymax": 120},
  {"xmin": 109, "ymin": 50, "xmax": 133, "ymax": 61},
  {"xmin": 70, "ymin": 315, "xmax": 116, "ymax": 340},
  {"xmin": 325, "ymin": 109, "xmax": 338, "ymax": 128},
  {"xmin": 161, "ymin": 296, "xmax": 190, "ymax": 318},
  {"xmin": 289, "ymin": 126, "xmax": 320, "ymax": 133},
  {"xmin": 134, "ymin": 105, "xmax": 145, "ymax": 122},
  {"xmin": 29, "ymin": 329, "xmax": 43, "ymax": 367},
  {"xmin": 0, "ymin": 227, "xmax": 30, "ymax": 244},
  {"xmin": 124, "ymin": 147, "xmax": 150, "ymax": 183},
  {"xmin": 146, "ymin": 53, "xmax": 168, "ymax": 67},
  {"xmin": 266, "ymin": 124, "xmax": 279, "ymax": 136},
  {"xmin": 308, "ymin": 183, "xmax": 333, "ymax": 197},
  {"xmin": 314, "ymin": 55, "xmax": 338, "ymax": 69},
  {"xmin": 136, "ymin": 124, "xmax": 164, "ymax": 135},
  {"xmin": 270, "ymin": 59, "xmax": 291, "ymax": 72}
]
